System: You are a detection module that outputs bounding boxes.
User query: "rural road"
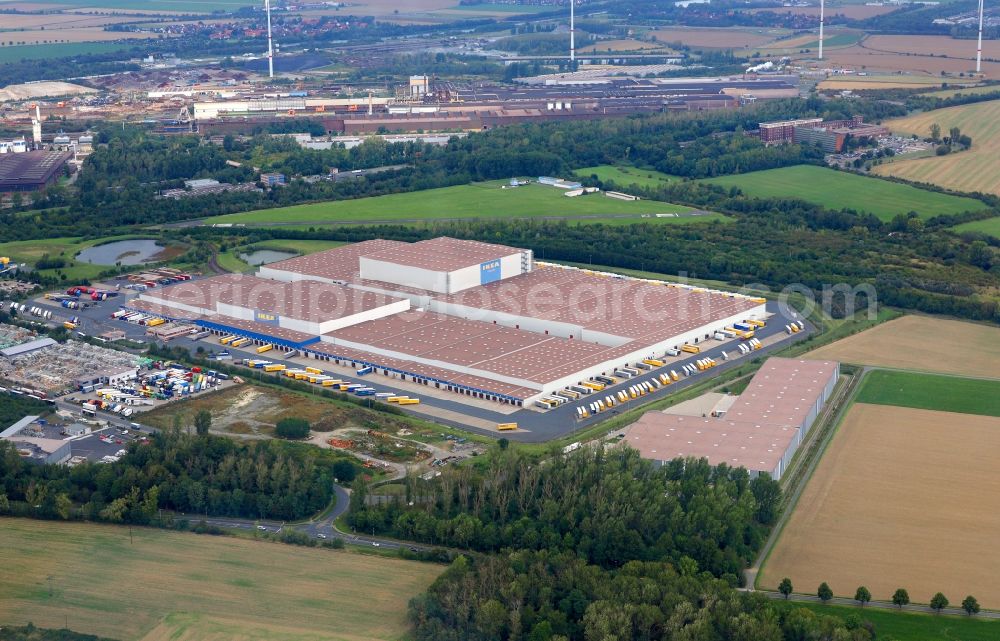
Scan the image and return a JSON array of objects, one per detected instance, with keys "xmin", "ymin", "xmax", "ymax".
[{"xmin": 749, "ymin": 590, "xmax": 1000, "ymax": 620}]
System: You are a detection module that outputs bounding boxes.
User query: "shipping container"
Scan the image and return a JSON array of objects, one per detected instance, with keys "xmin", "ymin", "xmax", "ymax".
[
  {"xmin": 643, "ymin": 359, "xmax": 665, "ymax": 367},
  {"xmin": 497, "ymin": 423, "xmax": 519, "ymax": 431},
  {"xmin": 681, "ymin": 344, "xmax": 700, "ymax": 354}
]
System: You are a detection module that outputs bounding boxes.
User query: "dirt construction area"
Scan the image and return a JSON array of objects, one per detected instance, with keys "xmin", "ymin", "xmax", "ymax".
[
  {"xmin": 760, "ymin": 403, "xmax": 1000, "ymax": 607},
  {"xmin": 805, "ymin": 315, "xmax": 1000, "ymax": 379},
  {"xmin": 139, "ymin": 384, "xmax": 377, "ymax": 436}
]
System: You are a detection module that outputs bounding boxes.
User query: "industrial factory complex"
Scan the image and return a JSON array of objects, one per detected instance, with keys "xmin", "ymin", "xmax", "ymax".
[
  {"xmin": 626, "ymin": 358, "xmax": 839, "ymax": 480},
  {"xmin": 192, "ymin": 75, "xmax": 800, "ymax": 135},
  {"xmin": 125, "ymin": 237, "xmax": 768, "ymax": 407}
]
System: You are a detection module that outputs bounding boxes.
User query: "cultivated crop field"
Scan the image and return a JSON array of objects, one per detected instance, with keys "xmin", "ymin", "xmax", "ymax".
[
  {"xmin": 810, "ymin": 43, "xmax": 1000, "ymax": 77},
  {"xmin": 0, "ymin": 518, "xmax": 442, "ymax": 640},
  {"xmin": 645, "ymin": 27, "xmax": 782, "ymax": 49},
  {"xmin": 575, "ymin": 165, "xmax": 679, "ymax": 189},
  {"xmin": 953, "ymin": 215, "xmax": 1000, "ymax": 239},
  {"xmin": 204, "ymin": 180, "xmax": 720, "ymax": 226},
  {"xmin": 760, "ymin": 402, "xmax": 1000, "ymax": 607},
  {"xmin": 805, "ymin": 315, "xmax": 1000, "ymax": 379},
  {"xmin": 873, "ymin": 99, "xmax": 1000, "ymax": 196},
  {"xmin": 0, "ymin": 0, "xmax": 255, "ymax": 11},
  {"xmin": 856, "ymin": 369, "xmax": 1000, "ymax": 416},
  {"xmin": 817, "ymin": 74, "xmax": 951, "ymax": 91},
  {"xmin": 699, "ymin": 165, "xmax": 986, "ymax": 220},
  {"xmin": 0, "ymin": 41, "xmax": 134, "ymax": 63}
]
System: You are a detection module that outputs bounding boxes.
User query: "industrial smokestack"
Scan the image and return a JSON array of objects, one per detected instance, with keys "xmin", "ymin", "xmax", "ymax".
[
  {"xmin": 818, "ymin": 0, "xmax": 824, "ymax": 60},
  {"xmin": 31, "ymin": 104, "xmax": 41, "ymax": 149},
  {"xmin": 976, "ymin": 0, "xmax": 984, "ymax": 73},
  {"xmin": 265, "ymin": 0, "xmax": 274, "ymax": 78},
  {"xmin": 570, "ymin": 0, "xmax": 575, "ymax": 64}
]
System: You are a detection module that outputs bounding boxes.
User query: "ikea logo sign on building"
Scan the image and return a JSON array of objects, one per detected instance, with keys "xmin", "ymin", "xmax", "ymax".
[
  {"xmin": 480, "ymin": 259, "xmax": 501, "ymax": 285},
  {"xmin": 254, "ymin": 310, "xmax": 280, "ymax": 326}
]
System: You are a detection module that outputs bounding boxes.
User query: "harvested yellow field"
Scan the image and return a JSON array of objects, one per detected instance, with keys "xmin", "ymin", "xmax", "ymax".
[
  {"xmin": 866, "ymin": 34, "xmax": 1000, "ymax": 59},
  {"xmin": 0, "ymin": 519, "xmax": 441, "ymax": 641},
  {"xmin": 0, "ymin": 13, "xmax": 145, "ymax": 28},
  {"xmin": 0, "ymin": 28, "xmax": 159, "ymax": 44},
  {"xmin": 580, "ymin": 39, "xmax": 670, "ymax": 53},
  {"xmin": 647, "ymin": 27, "xmax": 780, "ymax": 49},
  {"xmin": 808, "ymin": 45, "xmax": 1000, "ymax": 77},
  {"xmin": 805, "ymin": 315, "xmax": 1000, "ymax": 378},
  {"xmin": 760, "ymin": 404, "xmax": 1000, "ymax": 607},
  {"xmin": 747, "ymin": 4, "xmax": 896, "ymax": 18},
  {"xmin": 818, "ymin": 74, "xmax": 950, "ymax": 90},
  {"xmin": 873, "ymin": 99, "xmax": 1000, "ymax": 196}
]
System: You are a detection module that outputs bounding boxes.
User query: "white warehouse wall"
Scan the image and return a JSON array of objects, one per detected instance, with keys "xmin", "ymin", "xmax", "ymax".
[
  {"xmin": 359, "ymin": 257, "xmax": 449, "ymax": 293},
  {"xmin": 138, "ymin": 293, "xmax": 214, "ymax": 317}
]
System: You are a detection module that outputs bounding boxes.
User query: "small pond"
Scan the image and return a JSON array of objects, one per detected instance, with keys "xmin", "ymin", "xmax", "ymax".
[
  {"xmin": 77, "ymin": 239, "xmax": 165, "ymax": 266},
  {"xmin": 239, "ymin": 249, "xmax": 297, "ymax": 266}
]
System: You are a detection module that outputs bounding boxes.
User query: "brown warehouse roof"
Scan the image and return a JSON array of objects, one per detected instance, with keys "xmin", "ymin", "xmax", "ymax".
[{"xmin": 362, "ymin": 237, "xmax": 521, "ymax": 272}]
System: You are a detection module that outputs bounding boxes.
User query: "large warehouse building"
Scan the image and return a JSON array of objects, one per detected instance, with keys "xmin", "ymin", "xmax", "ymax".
[
  {"xmin": 129, "ymin": 237, "xmax": 767, "ymax": 406},
  {"xmin": 626, "ymin": 358, "xmax": 839, "ymax": 479}
]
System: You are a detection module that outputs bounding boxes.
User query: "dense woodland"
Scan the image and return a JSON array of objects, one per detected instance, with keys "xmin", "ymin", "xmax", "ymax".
[
  {"xmin": 392, "ymin": 448, "xmax": 873, "ymax": 640},
  {"xmin": 411, "ymin": 551, "xmax": 876, "ymax": 641},
  {"xmin": 351, "ymin": 447, "xmax": 780, "ymax": 581},
  {"xmin": 0, "ymin": 428, "xmax": 343, "ymax": 522}
]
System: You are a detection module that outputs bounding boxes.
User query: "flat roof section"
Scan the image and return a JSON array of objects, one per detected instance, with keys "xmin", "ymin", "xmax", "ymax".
[
  {"xmin": 726, "ymin": 358, "xmax": 839, "ymax": 427},
  {"xmin": 437, "ymin": 265, "xmax": 762, "ymax": 341},
  {"xmin": 217, "ymin": 278, "xmax": 406, "ymax": 323},
  {"xmin": 626, "ymin": 413, "xmax": 798, "ymax": 474},
  {"xmin": 0, "ymin": 150, "xmax": 71, "ymax": 188},
  {"xmin": 127, "ymin": 299, "xmax": 203, "ymax": 321},
  {"xmin": 262, "ymin": 239, "xmax": 409, "ymax": 282},
  {"xmin": 140, "ymin": 273, "xmax": 250, "ymax": 311},
  {"xmin": 363, "ymin": 237, "xmax": 521, "ymax": 273},
  {"xmin": 307, "ymin": 340, "xmax": 538, "ymax": 400}
]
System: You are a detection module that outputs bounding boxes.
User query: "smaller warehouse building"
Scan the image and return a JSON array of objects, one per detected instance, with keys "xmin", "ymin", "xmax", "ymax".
[
  {"xmin": 0, "ymin": 150, "xmax": 72, "ymax": 192},
  {"xmin": 627, "ymin": 358, "xmax": 839, "ymax": 480}
]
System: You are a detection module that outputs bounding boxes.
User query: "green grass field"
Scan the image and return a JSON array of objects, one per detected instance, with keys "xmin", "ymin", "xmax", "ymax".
[
  {"xmin": 856, "ymin": 369, "xmax": 1000, "ymax": 417},
  {"xmin": 0, "ymin": 237, "xmax": 113, "ymax": 281},
  {"xmin": 0, "ymin": 518, "xmax": 441, "ymax": 641},
  {"xmin": 773, "ymin": 601, "xmax": 1000, "ymax": 641},
  {"xmin": 247, "ymin": 239, "xmax": 348, "ymax": 254},
  {"xmin": 700, "ymin": 165, "xmax": 987, "ymax": 221},
  {"xmin": 0, "ymin": 42, "xmax": 133, "ymax": 64},
  {"xmin": 574, "ymin": 165, "xmax": 680, "ymax": 189},
  {"xmin": 0, "ymin": 236, "xmax": 187, "ymax": 282},
  {"xmin": 953, "ymin": 215, "xmax": 1000, "ymax": 239},
  {"xmin": 204, "ymin": 180, "xmax": 719, "ymax": 226}
]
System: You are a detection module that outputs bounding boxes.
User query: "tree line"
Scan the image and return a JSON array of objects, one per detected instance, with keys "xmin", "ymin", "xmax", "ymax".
[
  {"xmin": 0, "ymin": 428, "xmax": 348, "ymax": 523},
  {"xmin": 780, "ymin": 578, "xmax": 982, "ymax": 616}
]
